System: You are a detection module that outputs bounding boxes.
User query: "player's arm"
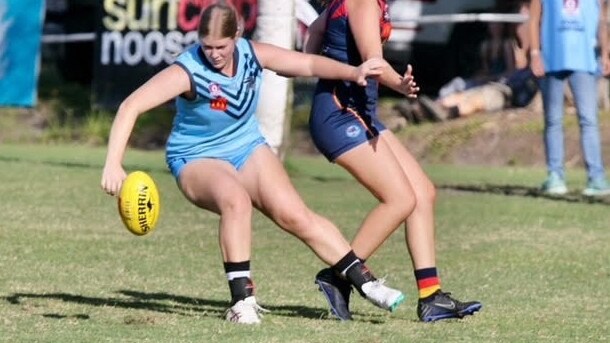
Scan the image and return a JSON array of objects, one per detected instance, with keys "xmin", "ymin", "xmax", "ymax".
[
  {"xmin": 528, "ymin": 0, "xmax": 544, "ymax": 77},
  {"xmin": 346, "ymin": 0, "xmax": 418, "ymax": 97},
  {"xmin": 304, "ymin": 9, "xmax": 328, "ymax": 54},
  {"xmin": 514, "ymin": 6, "xmax": 531, "ymax": 70},
  {"xmin": 251, "ymin": 40, "xmax": 382, "ymax": 86},
  {"xmin": 101, "ymin": 65, "xmax": 191, "ymax": 196},
  {"xmin": 598, "ymin": 0, "xmax": 610, "ymax": 75}
]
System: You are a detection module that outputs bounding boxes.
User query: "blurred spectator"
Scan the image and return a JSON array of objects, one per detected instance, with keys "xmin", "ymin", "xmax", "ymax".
[
  {"xmin": 397, "ymin": 0, "xmax": 537, "ymax": 122},
  {"xmin": 530, "ymin": 0, "xmax": 610, "ymax": 196},
  {"xmin": 438, "ymin": 21, "xmax": 516, "ymax": 99}
]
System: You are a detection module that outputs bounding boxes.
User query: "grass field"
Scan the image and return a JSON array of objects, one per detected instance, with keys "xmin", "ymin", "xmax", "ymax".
[{"xmin": 0, "ymin": 144, "xmax": 608, "ymax": 342}]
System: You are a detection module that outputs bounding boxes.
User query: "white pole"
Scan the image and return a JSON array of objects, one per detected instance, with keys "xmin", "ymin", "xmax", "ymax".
[{"xmin": 253, "ymin": 0, "xmax": 295, "ymax": 159}]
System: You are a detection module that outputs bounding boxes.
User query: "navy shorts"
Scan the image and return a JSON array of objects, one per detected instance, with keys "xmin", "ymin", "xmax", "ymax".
[{"xmin": 309, "ymin": 81, "xmax": 386, "ymax": 161}]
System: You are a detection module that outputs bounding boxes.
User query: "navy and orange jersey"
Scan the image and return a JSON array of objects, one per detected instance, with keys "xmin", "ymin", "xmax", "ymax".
[
  {"xmin": 166, "ymin": 38, "xmax": 264, "ymax": 163},
  {"xmin": 309, "ymin": 0, "xmax": 391, "ymax": 161},
  {"xmin": 322, "ymin": 0, "xmax": 392, "ymax": 66},
  {"xmin": 320, "ymin": 0, "xmax": 392, "ymax": 106}
]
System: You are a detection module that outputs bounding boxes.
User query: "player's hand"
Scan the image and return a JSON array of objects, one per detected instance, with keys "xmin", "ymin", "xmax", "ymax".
[
  {"xmin": 101, "ymin": 163, "xmax": 127, "ymax": 197},
  {"xmin": 530, "ymin": 54, "xmax": 545, "ymax": 78},
  {"xmin": 355, "ymin": 57, "xmax": 384, "ymax": 86},
  {"xmin": 400, "ymin": 64, "xmax": 419, "ymax": 98}
]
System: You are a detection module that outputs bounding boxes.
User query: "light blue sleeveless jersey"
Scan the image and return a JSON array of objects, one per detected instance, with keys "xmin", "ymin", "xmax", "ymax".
[
  {"xmin": 166, "ymin": 38, "xmax": 264, "ymax": 164},
  {"xmin": 541, "ymin": 0, "xmax": 601, "ymax": 73}
]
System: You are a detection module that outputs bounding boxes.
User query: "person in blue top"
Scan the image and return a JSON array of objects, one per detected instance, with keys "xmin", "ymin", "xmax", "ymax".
[
  {"xmin": 306, "ymin": 0, "xmax": 482, "ymax": 322},
  {"xmin": 101, "ymin": 3, "xmax": 411, "ymax": 324},
  {"xmin": 530, "ymin": 0, "xmax": 610, "ymax": 196}
]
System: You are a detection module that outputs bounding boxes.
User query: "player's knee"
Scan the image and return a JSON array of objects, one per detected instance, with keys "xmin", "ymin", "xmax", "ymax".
[
  {"xmin": 274, "ymin": 206, "xmax": 314, "ymax": 236},
  {"xmin": 384, "ymin": 185, "xmax": 417, "ymax": 219},
  {"xmin": 415, "ymin": 179, "xmax": 437, "ymax": 209},
  {"xmin": 399, "ymin": 193, "xmax": 417, "ymax": 219},
  {"xmin": 217, "ymin": 189, "xmax": 252, "ymax": 217}
]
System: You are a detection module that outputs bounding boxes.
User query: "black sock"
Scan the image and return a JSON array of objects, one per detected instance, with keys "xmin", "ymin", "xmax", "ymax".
[
  {"xmin": 227, "ymin": 277, "xmax": 255, "ymax": 305},
  {"xmin": 224, "ymin": 261, "xmax": 254, "ymax": 305},
  {"xmin": 332, "ymin": 250, "xmax": 376, "ymax": 296}
]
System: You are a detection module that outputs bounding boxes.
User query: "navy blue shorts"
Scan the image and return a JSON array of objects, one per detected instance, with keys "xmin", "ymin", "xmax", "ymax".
[{"xmin": 309, "ymin": 81, "xmax": 386, "ymax": 161}]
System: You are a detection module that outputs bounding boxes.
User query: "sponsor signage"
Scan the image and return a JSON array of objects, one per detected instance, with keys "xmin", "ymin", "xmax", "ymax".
[{"xmin": 93, "ymin": 0, "xmax": 257, "ymax": 109}]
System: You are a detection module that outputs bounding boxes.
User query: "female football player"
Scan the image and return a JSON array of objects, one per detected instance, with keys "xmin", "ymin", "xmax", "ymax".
[
  {"xmin": 101, "ymin": 3, "xmax": 411, "ymax": 324},
  {"xmin": 306, "ymin": 0, "xmax": 482, "ymax": 322}
]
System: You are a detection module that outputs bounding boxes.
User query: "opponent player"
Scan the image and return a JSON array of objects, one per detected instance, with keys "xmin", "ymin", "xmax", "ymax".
[{"xmin": 306, "ymin": 0, "xmax": 482, "ymax": 322}]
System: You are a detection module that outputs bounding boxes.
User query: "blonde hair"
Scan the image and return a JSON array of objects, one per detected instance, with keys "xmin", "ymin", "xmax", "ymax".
[{"xmin": 197, "ymin": 3, "xmax": 239, "ymax": 39}]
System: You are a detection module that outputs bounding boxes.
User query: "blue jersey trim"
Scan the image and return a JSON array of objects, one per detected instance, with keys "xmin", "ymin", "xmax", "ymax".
[
  {"xmin": 245, "ymin": 39, "xmax": 262, "ymax": 70},
  {"xmin": 174, "ymin": 61, "xmax": 197, "ymax": 101}
]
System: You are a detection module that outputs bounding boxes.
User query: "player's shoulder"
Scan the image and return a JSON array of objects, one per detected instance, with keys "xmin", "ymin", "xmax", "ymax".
[
  {"xmin": 237, "ymin": 38, "xmax": 263, "ymax": 69},
  {"xmin": 236, "ymin": 37, "xmax": 255, "ymax": 55},
  {"xmin": 175, "ymin": 44, "xmax": 202, "ymax": 65}
]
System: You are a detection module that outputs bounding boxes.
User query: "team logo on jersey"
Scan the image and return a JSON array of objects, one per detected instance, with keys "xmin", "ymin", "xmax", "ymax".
[
  {"xmin": 345, "ymin": 125, "xmax": 361, "ymax": 138},
  {"xmin": 562, "ymin": 0, "xmax": 579, "ymax": 16},
  {"xmin": 208, "ymin": 83, "xmax": 227, "ymax": 111},
  {"xmin": 210, "ymin": 97, "xmax": 228, "ymax": 111},
  {"xmin": 209, "ymin": 83, "xmax": 222, "ymax": 97}
]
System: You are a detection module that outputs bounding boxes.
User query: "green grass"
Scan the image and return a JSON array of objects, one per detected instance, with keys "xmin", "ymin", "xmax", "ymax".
[{"xmin": 0, "ymin": 144, "xmax": 609, "ymax": 342}]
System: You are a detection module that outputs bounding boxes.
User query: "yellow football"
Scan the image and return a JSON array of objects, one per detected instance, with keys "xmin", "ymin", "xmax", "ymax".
[{"xmin": 118, "ymin": 171, "xmax": 160, "ymax": 236}]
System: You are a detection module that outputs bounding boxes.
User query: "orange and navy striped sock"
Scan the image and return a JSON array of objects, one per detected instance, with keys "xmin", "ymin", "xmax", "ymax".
[{"xmin": 415, "ymin": 267, "xmax": 441, "ymax": 299}]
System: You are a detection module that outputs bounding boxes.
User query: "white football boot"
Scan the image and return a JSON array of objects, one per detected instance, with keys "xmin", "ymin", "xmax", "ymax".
[
  {"xmin": 361, "ymin": 279, "xmax": 405, "ymax": 312},
  {"xmin": 224, "ymin": 296, "xmax": 268, "ymax": 324}
]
